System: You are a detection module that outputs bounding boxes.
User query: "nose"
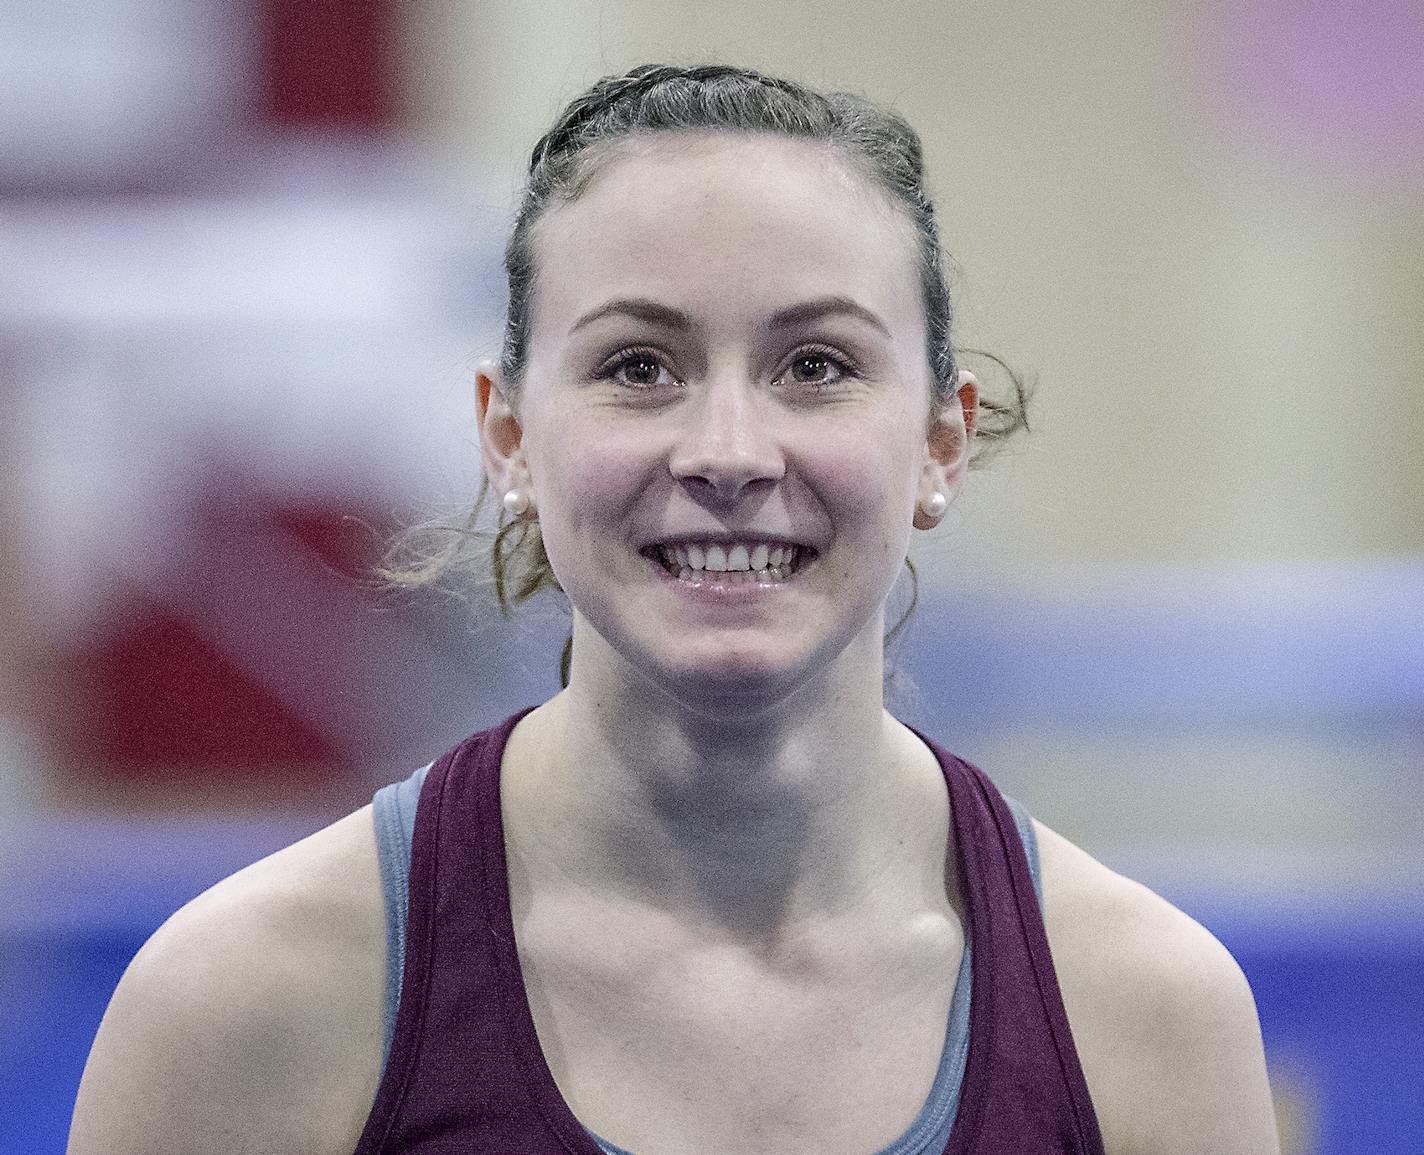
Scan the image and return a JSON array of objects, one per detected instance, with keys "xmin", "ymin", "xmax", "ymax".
[{"xmin": 668, "ymin": 376, "xmax": 785, "ymax": 503}]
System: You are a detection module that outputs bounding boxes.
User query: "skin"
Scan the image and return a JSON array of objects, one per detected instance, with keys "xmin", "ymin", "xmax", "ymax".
[{"xmin": 68, "ymin": 133, "xmax": 1279, "ymax": 1154}]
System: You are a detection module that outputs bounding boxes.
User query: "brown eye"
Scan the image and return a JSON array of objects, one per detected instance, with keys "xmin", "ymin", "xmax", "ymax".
[
  {"xmin": 792, "ymin": 353, "xmax": 832, "ymax": 382},
  {"xmin": 780, "ymin": 347, "xmax": 851, "ymax": 388},
  {"xmin": 621, "ymin": 354, "xmax": 661, "ymax": 385},
  {"xmin": 604, "ymin": 349, "xmax": 675, "ymax": 389}
]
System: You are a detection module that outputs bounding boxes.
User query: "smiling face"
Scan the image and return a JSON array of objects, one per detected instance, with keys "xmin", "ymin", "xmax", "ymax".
[{"xmin": 480, "ymin": 132, "xmax": 972, "ymax": 710}]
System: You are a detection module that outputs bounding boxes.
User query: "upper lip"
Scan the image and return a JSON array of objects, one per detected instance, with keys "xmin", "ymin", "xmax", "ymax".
[{"xmin": 643, "ymin": 532, "xmax": 813, "ymax": 551}]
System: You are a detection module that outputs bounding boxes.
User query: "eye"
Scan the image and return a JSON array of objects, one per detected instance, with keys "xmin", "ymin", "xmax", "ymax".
[
  {"xmin": 600, "ymin": 347, "xmax": 679, "ymax": 390},
  {"xmin": 774, "ymin": 345, "xmax": 856, "ymax": 389}
]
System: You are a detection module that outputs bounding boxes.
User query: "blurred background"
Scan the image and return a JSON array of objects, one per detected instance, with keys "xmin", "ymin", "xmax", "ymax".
[{"xmin": 1, "ymin": 1, "xmax": 1420, "ymax": 1151}]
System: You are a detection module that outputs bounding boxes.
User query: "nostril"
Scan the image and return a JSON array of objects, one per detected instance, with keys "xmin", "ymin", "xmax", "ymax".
[
  {"xmin": 676, "ymin": 473, "xmax": 781, "ymax": 507},
  {"xmin": 668, "ymin": 437, "xmax": 786, "ymax": 496}
]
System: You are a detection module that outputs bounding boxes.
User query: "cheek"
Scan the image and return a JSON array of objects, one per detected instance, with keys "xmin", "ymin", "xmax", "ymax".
[
  {"xmin": 529, "ymin": 425, "xmax": 654, "ymax": 541},
  {"xmin": 795, "ymin": 429, "xmax": 922, "ymax": 594},
  {"xmin": 806, "ymin": 416, "xmax": 924, "ymax": 519}
]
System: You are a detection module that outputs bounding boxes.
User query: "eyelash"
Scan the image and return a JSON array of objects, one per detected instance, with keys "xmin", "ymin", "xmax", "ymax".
[{"xmin": 596, "ymin": 343, "xmax": 860, "ymax": 389}]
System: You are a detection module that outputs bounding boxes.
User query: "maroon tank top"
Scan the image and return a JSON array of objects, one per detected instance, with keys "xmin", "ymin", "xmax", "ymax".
[{"xmin": 353, "ymin": 710, "xmax": 1104, "ymax": 1154}]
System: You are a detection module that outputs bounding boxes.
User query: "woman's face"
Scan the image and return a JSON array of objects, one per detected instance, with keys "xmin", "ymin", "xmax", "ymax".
[{"xmin": 482, "ymin": 132, "xmax": 971, "ymax": 707}]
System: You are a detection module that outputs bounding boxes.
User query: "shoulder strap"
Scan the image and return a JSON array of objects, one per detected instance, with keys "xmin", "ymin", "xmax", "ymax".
[
  {"xmin": 919, "ymin": 733, "xmax": 1105, "ymax": 1155},
  {"xmin": 353, "ymin": 737, "xmax": 476, "ymax": 1155},
  {"xmin": 356, "ymin": 708, "xmax": 584, "ymax": 1154}
]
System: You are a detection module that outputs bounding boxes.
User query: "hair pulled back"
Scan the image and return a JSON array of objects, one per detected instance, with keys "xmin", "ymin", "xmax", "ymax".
[{"xmin": 384, "ymin": 63, "xmax": 1030, "ymax": 686}]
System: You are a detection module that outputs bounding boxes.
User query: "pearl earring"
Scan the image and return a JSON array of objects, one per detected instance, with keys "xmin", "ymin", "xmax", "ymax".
[
  {"xmin": 502, "ymin": 488, "xmax": 530, "ymax": 517},
  {"xmin": 921, "ymin": 491, "xmax": 948, "ymax": 518}
]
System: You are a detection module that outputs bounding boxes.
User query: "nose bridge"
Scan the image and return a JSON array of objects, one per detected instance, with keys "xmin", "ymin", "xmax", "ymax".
[{"xmin": 671, "ymin": 368, "xmax": 783, "ymax": 495}]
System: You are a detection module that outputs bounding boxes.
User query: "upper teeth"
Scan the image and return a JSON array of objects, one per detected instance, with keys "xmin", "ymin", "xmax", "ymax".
[{"xmin": 657, "ymin": 542, "xmax": 799, "ymax": 572}]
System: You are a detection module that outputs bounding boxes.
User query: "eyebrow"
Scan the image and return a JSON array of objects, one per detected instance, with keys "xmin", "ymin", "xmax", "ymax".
[{"xmin": 568, "ymin": 294, "xmax": 891, "ymax": 337}]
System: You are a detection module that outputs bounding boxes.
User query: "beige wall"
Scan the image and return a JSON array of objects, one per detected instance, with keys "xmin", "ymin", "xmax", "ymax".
[{"xmin": 403, "ymin": 0, "xmax": 1424, "ymax": 574}]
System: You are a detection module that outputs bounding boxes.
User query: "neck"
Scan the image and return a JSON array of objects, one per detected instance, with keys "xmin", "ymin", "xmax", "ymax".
[{"xmin": 500, "ymin": 629, "xmax": 950, "ymax": 948}]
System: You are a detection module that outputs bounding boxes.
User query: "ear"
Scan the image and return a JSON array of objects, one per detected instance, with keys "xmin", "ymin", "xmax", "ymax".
[
  {"xmin": 476, "ymin": 360, "xmax": 527, "ymax": 494},
  {"xmin": 914, "ymin": 370, "xmax": 977, "ymax": 530}
]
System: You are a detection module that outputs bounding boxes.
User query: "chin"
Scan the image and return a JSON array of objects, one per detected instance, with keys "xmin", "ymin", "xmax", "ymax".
[{"xmin": 642, "ymin": 647, "xmax": 807, "ymax": 713}]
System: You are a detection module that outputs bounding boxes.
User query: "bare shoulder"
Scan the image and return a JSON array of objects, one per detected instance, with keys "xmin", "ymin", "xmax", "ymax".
[
  {"xmin": 68, "ymin": 804, "xmax": 388, "ymax": 1155},
  {"xmin": 1033, "ymin": 820, "xmax": 1280, "ymax": 1155}
]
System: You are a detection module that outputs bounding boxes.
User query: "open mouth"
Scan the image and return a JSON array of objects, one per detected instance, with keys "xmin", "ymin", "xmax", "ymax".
[{"xmin": 644, "ymin": 541, "xmax": 815, "ymax": 585}]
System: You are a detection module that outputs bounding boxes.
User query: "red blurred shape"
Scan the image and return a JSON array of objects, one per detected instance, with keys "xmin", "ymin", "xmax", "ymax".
[
  {"xmin": 261, "ymin": 0, "xmax": 398, "ymax": 129},
  {"xmin": 75, "ymin": 595, "xmax": 341, "ymax": 781},
  {"xmin": 268, "ymin": 502, "xmax": 379, "ymax": 578}
]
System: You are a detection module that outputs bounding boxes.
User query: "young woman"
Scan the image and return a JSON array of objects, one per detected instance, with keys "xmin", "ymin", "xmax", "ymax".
[{"xmin": 69, "ymin": 65, "xmax": 1279, "ymax": 1154}]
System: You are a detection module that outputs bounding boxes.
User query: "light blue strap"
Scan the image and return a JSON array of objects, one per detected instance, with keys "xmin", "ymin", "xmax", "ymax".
[
  {"xmin": 1002, "ymin": 793, "xmax": 1043, "ymax": 905},
  {"xmin": 371, "ymin": 762, "xmax": 431, "ymax": 1066}
]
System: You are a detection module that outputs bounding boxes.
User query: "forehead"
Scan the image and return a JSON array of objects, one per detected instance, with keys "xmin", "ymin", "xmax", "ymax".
[{"xmin": 528, "ymin": 132, "xmax": 923, "ymax": 337}]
